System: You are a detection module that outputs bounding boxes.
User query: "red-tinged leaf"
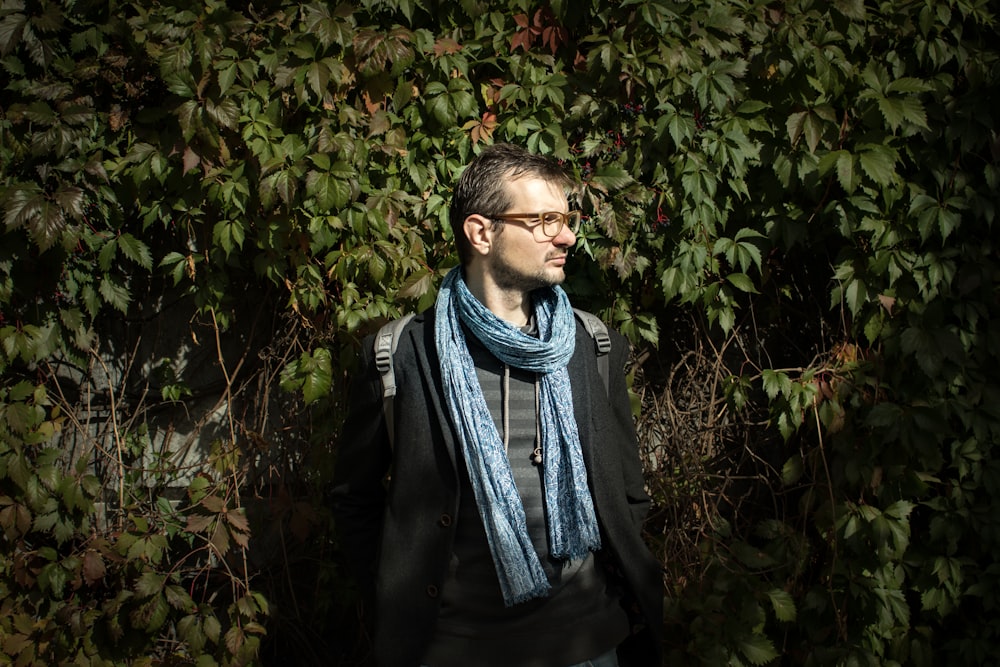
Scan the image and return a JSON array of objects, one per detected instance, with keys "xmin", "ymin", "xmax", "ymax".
[
  {"xmin": 53, "ymin": 185, "xmax": 84, "ymax": 220},
  {"xmin": 542, "ymin": 26, "xmax": 568, "ymax": 54},
  {"xmin": 182, "ymin": 146, "xmax": 200, "ymax": 174},
  {"xmin": 513, "ymin": 13, "xmax": 529, "ymax": 28},
  {"xmin": 186, "ymin": 513, "xmax": 214, "ymax": 533},
  {"xmin": 353, "ymin": 28, "xmax": 381, "ymax": 59},
  {"xmin": 433, "ymin": 37, "xmax": 462, "ymax": 57},
  {"xmin": 511, "ymin": 31, "xmax": 531, "ymax": 53},
  {"xmin": 225, "ymin": 506, "xmax": 249, "ymax": 534},
  {"xmin": 229, "ymin": 525, "xmax": 250, "ymax": 549},
  {"xmin": 209, "ymin": 520, "xmax": 230, "ymax": 555},
  {"xmin": 200, "ymin": 495, "xmax": 226, "ymax": 513},
  {"xmin": 225, "ymin": 625, "xmax": 245, "ymax": 655},
  {"xmin": 0, "ymin": 503, "xmax": 31, "ymax": 539},
  {"xmin": 82, "ymin": 549, "xmax": 106, "ymax": 585}
]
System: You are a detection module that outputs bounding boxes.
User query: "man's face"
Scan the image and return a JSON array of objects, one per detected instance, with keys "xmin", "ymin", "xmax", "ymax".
[{"xmin": 488, "ymin": 176, "xmax": 577, "ymax": 293}]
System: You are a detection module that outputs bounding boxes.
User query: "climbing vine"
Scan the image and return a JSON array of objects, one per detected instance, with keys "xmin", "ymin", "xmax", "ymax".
[{"xmin": 1, "ymin": 0, "xmax": 998, "ymax": 664}]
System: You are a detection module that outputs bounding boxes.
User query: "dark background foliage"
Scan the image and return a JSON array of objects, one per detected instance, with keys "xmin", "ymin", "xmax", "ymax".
[{"xmin": 1, "ymin": 0, "xmax": 998, "ymax": 665}]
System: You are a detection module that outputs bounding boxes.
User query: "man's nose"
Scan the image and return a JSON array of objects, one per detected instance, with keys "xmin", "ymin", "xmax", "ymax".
[{"xmin": 553, "ymin": 223, "xmax": 576, "ymax": 247}]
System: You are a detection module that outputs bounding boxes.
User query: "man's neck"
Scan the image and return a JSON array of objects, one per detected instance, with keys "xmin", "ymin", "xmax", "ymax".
[{"xmin": 464, "ymin": 271, "xmax": 532, "ymax": 327}]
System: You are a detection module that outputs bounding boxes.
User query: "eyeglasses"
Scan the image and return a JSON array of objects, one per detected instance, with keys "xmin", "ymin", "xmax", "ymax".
[{"xmin": 490, "ymin": 211, "xmax": 583, "ymax": 239}]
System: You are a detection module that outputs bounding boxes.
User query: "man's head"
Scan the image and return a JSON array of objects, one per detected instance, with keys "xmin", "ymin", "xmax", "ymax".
[{"xmin": 450, "ymin": 143, "xmax": 575, "ymax": 267}]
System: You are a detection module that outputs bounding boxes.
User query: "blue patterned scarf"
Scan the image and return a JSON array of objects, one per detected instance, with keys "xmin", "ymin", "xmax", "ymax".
[{"xmin": 434, "ymin": 266, "xmax": 601, "ymax": 606}]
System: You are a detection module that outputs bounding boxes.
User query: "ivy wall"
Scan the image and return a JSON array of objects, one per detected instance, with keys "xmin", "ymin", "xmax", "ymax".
[{"xmin": 1, "ymin": 0, "xmax": 998, "ymax": 665}]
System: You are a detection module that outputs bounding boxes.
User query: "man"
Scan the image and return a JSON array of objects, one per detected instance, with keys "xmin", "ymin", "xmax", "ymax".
[{"xmin": 332, "ymin": 144, "xmax": 662, "ymax": 666}]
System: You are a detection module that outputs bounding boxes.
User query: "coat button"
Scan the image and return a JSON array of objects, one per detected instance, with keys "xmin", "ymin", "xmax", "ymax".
[
  {"xmin": 438, "ymin": 513, "xmax": 453, "ymax": 527},
  {"xmin": 426, "ymin": 585, "xmax": 439, "ymax": 598}
]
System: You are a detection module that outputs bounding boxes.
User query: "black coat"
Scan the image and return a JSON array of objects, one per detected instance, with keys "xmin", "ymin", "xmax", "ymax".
[{"xmin": 332, "ymin": 309, "xmax": 663, "ymax": 666}]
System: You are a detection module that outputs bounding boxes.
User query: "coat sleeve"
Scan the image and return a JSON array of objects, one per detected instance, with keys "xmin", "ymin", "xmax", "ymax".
[
  {"xmin": 330, "ymin": 335, "xmax": 392, "ymax": 601},
  {"xmin": 607, "ymin": 329, "xmax": 652, "ymax": 533}
]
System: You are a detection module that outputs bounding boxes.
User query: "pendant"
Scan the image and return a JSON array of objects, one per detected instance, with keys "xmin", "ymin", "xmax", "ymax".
[{"xmin": 531, "ymin": 447, "xmax": 543, "ymax": 465}]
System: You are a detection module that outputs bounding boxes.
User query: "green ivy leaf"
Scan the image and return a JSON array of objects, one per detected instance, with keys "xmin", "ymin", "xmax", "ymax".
[
  {"xmin": 135, "ymin": 571, "xmax": 165, "ymax": 598},
  {"xmin": 203, "ymin": 613, "xmax": 222, "ymax": 644},
  {"xmin": 212, "ymin": 220, "xmax": 245, "ymax": 256},
  {"xmin": 588, "ymin": 165, "xmax": 632, "ymax": 193},
  {"xmin": 738, "ymin": 634, "xmax": 779, "ymax": 665},
  {"xmin": 761, "ymin": 369, "xmax": 791, "ymax": 400},
  {"xmin": 781, "ymin": 455, "xmax": 803, "ymax": 485},
  {"xmin": 300, "ymin": 348, "xmax": 332, "ymax": 404},
  {"xmin": 117, "ymin": 233, "xmax": 153, "ymax": 269},
  {"xmin": 98, "ymin": 275, "xmax": 130, "ymax": 313},
  {"xmin": 767, "ymin": 588, "xmax": 797, "ymax": 622},
  {"xmin": 858, "ymin": 143, "xmax": 898, "ymax": 186},
  {"xmin": 726, "ymin": 272, "xmax": 758, "ymax": 293}
]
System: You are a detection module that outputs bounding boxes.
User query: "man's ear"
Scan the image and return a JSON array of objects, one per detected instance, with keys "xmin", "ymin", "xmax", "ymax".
[{"xmin": 463, "ymin": 214, "xmax": 494, "ymax": 257}]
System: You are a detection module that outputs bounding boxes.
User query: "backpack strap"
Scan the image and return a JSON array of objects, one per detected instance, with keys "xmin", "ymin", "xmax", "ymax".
[
  {"xmin": 373, "ymin": 313, "xmax": 415, "ymax": 449},
  {"xmin": 375, "ymin": 310, "xmax": 612, "ymax": 449},
  {"xmin": 573, "ymin": 308, "xmax": 611, "ymax": 395}
]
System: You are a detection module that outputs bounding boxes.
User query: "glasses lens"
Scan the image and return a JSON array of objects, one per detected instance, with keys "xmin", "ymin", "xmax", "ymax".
[
  {"xmin": 541, "ymin": 212, "xmax": 564, "ymax": 237},
  {"xmin": 567, "ymin": 211, "xmax": 582, "ymax": 234}
]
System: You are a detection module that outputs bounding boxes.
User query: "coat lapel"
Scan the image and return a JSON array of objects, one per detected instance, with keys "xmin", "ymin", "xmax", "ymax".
[{"xmin": 410, "ymin": 310, "xmax": 461, "ymax": 476}]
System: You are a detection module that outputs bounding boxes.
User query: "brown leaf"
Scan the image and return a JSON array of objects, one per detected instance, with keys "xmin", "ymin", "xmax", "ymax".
[
  {"xmin": 0, "ymin": 503, "xmax": 31, "ymax": 539},
  {"xmin": 82, "ymin": 549, "xmax": 106, "ymax": 585},
  {"xmin": 2, "ymin": 633, "xmax": 32, "ymax": 658},
  {"xmin": 185, "ymin": 514, "xmax": 214, "ymax": 533},
  {"xmin": 433, "ymin": 37, "xmax": 462, "ymax": 57},
  {"xmin": 200, "ymin": 495, "xmax": 225, "ymax": 513},
  {"xmin": 224, "ymin": 625, "xmax": 245, "ymax": 655},
  {"xmin": 209, "ymin": 520, "xmax": 230, "ymax": 556},
  {"xmin": 224, "ymin": 507, "xmax": 249, "ymax": 534},
  {"xmin": 229, "ymin": 526, "xmax": 250, "ymax": 549},
  {"xmin": 182, "ymin": 146, "xmax": 200, "ymax": 174},
  {"xmin": 511, "ymin": 31, "xmax": 532, "ymax": 53}
]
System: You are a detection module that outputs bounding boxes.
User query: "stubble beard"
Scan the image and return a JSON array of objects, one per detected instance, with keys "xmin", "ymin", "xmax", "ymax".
[{"xmin": 491, "ymin": 243, "xmax": 567, "ymax": 294}]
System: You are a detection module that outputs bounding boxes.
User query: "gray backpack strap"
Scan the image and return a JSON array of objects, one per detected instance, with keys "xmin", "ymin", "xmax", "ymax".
[
  {"xmin": 573, "ymin": 308, "xmax": 611, "ymax": 395},
  {"xmin": 374, "ymin": 313, "xmax": 415, "ymax": 449},
  {"xmin": 376, "ymin": 310, "xmax": 611, "ymax": 450}
]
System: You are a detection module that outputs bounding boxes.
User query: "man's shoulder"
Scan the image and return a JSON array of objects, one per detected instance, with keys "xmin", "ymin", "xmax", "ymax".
[
  {"xmin": 571, "ymin": 308, "xmax": 612, "ymax": 353},
  {"xmin": 368, "ymin": 309, "xmax": 435, "ymax": 366}
]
